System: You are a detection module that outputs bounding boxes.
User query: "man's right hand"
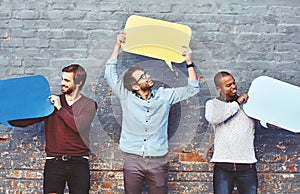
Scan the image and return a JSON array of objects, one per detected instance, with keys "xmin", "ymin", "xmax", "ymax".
[
  {"xmin": 182, "ymin": 46, "xmax": 193, "ymax": 65},
  {"xmin": 49, "ymin": 95, "xmax": 62, "ymax": 110},
  {"xmin": 116, "ymin": 31, "xmax": 126, "ymax": 46},
  {"xmin": 109, "ymin": 31, "xmax": 126, "ymax": 60},
  {"xmin": 237, "ymin": 94, "xmax": 248, "ymax": 105}
]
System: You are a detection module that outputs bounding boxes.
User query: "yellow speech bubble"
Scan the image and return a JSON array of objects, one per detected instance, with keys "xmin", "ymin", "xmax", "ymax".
[{"xmin": 122, "ymin": 15, "xmax": 192, "ymax": 71}]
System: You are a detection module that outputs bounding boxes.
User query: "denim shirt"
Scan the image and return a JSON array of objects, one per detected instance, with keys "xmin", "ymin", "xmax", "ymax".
[{"xmin": 104, "ymin": 59, "xmax": 200, "ymax": 156}]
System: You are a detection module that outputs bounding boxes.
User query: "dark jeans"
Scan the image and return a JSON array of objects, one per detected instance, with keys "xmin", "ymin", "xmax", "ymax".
[
  {"xmin": 123, "ymin": 152, "xmax": 169, "ymax": 194},
  {"xmin": 213, "ymin": 163, "xmax": 258, "ymax": 194},
  {"xmin": 43, "ymin": 157, "xmax": 90, "ymax": 194}
]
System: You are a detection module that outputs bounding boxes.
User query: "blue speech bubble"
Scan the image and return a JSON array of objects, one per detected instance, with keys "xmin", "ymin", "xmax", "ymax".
[
  {"xmin": 0, "ymin": 75, "xmax": 54, "ymax": 127},
  {"xmin": 243, "ymin": 76, "xmax": 300, "ymax": 133}
]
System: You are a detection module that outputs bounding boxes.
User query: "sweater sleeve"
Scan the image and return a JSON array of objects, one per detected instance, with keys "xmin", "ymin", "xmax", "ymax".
[
  {"xmin": 55, "ymin": 98, "xmax": 97, "ymax": 133},
  {"xmin": 205, "ymin": 99, "xmax": 240, "ymax": 125}
]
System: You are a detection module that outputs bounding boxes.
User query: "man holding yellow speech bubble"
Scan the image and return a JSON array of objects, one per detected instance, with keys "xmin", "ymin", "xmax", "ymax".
[{"xmin": 104, "ymin": 31, "xmax": 200, "ymax": 194}]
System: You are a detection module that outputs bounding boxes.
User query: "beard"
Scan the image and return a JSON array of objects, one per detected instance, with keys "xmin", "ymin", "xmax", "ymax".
[
  {"xmin": 61, "ymin": 85, "xmax": 74, "ymax": 95},
  {"xmin": 223, "ymin": 93, "xmax": 238, "ymax": 102},
  {"xmin": 139, "ymin": 80, "xmax": 154, "ymax": 91},
  {"xmin": 139, "ymin": 85, "xmax": 152, "ymax": 91}
]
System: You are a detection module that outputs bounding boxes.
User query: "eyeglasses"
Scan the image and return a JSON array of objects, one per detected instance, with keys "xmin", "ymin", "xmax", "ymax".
[{"xmin": 134, "ymin": 72, "xmax": 148, "ymax": 84}]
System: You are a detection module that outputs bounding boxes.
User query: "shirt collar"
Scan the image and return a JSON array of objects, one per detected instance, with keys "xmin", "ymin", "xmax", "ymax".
[
  {"xmin": 217, "ymin": 94, "xmax": 238, "ymax": 102},
  {"xmin": 133, "ymin": 90, "xmax": 154, "ymax": 100}
]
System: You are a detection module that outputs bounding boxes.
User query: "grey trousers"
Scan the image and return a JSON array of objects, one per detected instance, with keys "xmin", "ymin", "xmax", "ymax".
[{"xmin": 123, "ymin": 152, "xmax": 169, "ymax": 194}]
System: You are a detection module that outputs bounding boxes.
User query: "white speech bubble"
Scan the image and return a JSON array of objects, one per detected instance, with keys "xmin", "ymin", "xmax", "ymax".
[
  {"xmin": 122, "ymin": 15, "xmax": 192, "ymax": 71},
  {"xmin": 243, "ymin": 76, "xmax": 300, "ymax": 133}
]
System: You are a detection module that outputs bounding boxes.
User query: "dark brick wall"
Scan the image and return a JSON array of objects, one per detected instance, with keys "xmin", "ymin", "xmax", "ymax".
[{"xmin": 0, "ymin": 0, "xmax": 299, "ymax": 193}]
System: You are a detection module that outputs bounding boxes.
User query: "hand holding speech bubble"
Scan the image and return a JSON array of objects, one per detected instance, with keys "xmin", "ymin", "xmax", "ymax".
[
  {"xmin": 122, "ymin": 15, "xmax": 192, "ymax": 71},
  {"xmin": 0, "ymin": 75, "xmax": 54, "ymax": 127},
  {"xmin": 243, "ymin": 76, "xmax": 300, "ymax": 133}
]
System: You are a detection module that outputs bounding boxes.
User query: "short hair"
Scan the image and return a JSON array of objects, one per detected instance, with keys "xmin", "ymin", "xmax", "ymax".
[
  {"xmin": 62, "ymin": 64, "xmax": 86, "ymax": 90},
  {"xmin": 214, "ymin": 71, "xmax": 232, "ymax": 87},
  {"xmin": 123, "ymin": 65, "xmax": 144, "ymax": 91}
]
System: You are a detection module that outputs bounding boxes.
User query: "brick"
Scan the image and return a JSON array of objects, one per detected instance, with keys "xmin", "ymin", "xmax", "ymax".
[
  {"xmin": 12, "ymin": 29, "xmax": 37, "ymax": 38},
  {"xmin": 63, "ymin": 30, "xmax": 88, "ymax": 39},
  {"xmin": 76, "ymin": 21, "xmax": 123, "ymax": 30},
  {"xmin": 63, "ymin": 10, "xmax": 86, "ymax": 20},
  {"xmin": 13, "ymin": 10, "xmax": 39, "ymax": 20},
  {"xmin": 86, "ymin": 12, "xmax": 115, "ymax": 21},
  {"xmin": 23, "ymin": 38, "xmax": 40, "ymax": 48},
  {"xmin": 0, "ymin": 10, "xmax": 12, "ymax": 19},
  {"xmin": 100, "ymin": 2, "xmax": 121, "ymax": 12},
  {"xmin": 294, "ymin": 7, "xmax": 300, "ymax": 16},
  {"xmin": 0, "ymin": 1, "xmax": 300, "ymax": 193},
  {"xmin": 38, "ymin": 29, "xmax": 63, "ymax": 39},
  {"xmin": 23, "ymin": 20, "xmax": 49, "ymax": 29},
  {"xmin": 49, "ymin": 40, "xmax": 75, "ymax": 49},
  {"xmin": 40, "ymin": 10, "xmax": 64, "ymax": 20},
  {"xmin": 277, "ymin": 24, "xmax": 300, "ymax": 34},
  {"xmin": 1, "ymin": 37, "xmax": 23, "ymax": 48},
  {"xmin": 51, "ymin": 1, "xmax": 74, "ymax": 10},
  {"xmin": 23, "ymin": 58, "xmax": 50, "ymax": 67},
  {"xmin": 242, "ymin": 6, "xmax": 268, "ymax": 16},
  {"xmin": 267, "ymin": 6, "xmax": 294, "ymax": 16},
  {"xmin": 0, "ymin": 56, "xmax": 10, "ymax": 67},
  {"xmin": 73, "ymin": 1, "xmax": 102, "ymax": 11}
]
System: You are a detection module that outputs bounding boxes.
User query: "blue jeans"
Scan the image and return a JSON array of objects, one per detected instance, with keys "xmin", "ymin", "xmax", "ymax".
[{"xmin": 213, "ymin": 163, "xmax": 258, "ymax": 194}]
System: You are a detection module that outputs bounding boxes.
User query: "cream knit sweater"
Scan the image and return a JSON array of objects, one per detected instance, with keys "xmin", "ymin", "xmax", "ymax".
[{"xmin": 205, "ymin": 98, "xmax": 257, "ymax": 163}]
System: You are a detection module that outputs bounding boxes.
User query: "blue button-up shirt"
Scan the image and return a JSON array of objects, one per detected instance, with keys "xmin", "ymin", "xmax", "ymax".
[{"xmin": 104, "ymin": 59, "xmax": 200, "ymax": 156}]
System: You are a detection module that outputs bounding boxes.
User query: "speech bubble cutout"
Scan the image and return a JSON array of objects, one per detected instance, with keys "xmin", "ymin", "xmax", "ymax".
[
  {"xmin": 122, "ymin": 15, "xmax": 192, "ymax": 71},
  {"xmin": 243, "ymin": 76, "xmax": 300, "ymax": 133},
  {"xmin": 0, "ymin": 75, "xmax": 54, "ymax": 127}
]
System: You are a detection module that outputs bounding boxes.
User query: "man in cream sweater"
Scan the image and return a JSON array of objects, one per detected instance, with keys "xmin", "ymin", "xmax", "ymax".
[{"xmin": 205, "ymin": 71, "xmax": 258, "ymax": 194}]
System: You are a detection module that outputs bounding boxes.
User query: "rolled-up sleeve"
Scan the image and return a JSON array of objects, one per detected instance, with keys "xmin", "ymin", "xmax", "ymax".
[
  {"xmin": 104, "ymin": 59, "xmax": 129, "ymax": 99},
  {"xmin": 168, "ymin": 79, "xmax": 200, "ymax": 104},
  {"xmin": 104, "ymin": 58, "xmax": 119, "ymax": 87}
]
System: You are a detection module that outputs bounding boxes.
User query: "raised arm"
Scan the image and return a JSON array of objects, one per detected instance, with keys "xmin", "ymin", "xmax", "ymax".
[
  {"xmin": 164, "ymin": 46, "xmax": 200, "ymax": 105},
  {"xmin": 182, "ymin": 46, "xmax": 197, "ymax": 80},
  {"xmin": 109, "ymin": 31, "xmax": 126, "ymax": 61},
  {"xmin": 104, "ymin": 32, "xmax": 129, "ymax": 99}
]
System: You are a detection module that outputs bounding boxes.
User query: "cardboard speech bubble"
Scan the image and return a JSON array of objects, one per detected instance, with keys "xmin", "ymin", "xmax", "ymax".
[
  {"xmin": 0, "ymin": 75, "xmax": 54, "ymax": 127},
  {"xmin": 122, "ymin": 15, "xmax": 192, "ymax": 71},
  {"xmin": 243, "ymin": 76, "xmax": 300, "ymax": 133}
]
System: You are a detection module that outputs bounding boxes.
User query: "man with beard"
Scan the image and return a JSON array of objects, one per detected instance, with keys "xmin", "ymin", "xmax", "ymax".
[
  {"xmin": 205, "ymin": 71, "xmax": 258, "ymax": 194},
  {"xmin": 10, "ymin": 64, "xmax": 97, "ymax": 194},
  {"xmin": 104, "ymin": 32, "xmax": 200, "ymax": 194}
]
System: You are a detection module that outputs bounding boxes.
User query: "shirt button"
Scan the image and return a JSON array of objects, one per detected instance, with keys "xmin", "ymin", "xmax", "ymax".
[
  {"xmin": 144, "ymin": 139, "xmax": 146, "ymax": 141},
  {"xmin": 146, "ymin": 121, "xmax": 148, "ymax": 122}
]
